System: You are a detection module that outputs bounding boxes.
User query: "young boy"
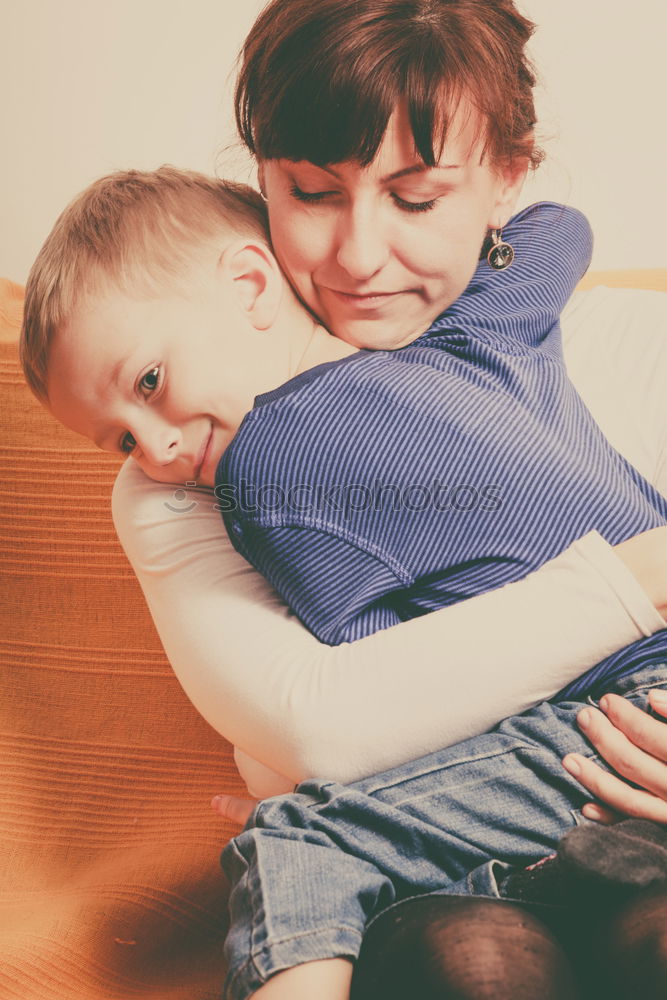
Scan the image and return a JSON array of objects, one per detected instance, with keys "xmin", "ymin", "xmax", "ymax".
[{"xmin": 21, "ymin": 167, "xmax": 667, "ymax": 1000}]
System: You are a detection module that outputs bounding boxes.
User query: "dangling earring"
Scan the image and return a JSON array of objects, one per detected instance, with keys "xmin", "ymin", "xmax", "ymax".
[{"xmin": 487, "ymin": 229, "xmax": 515, "ymax": 271}]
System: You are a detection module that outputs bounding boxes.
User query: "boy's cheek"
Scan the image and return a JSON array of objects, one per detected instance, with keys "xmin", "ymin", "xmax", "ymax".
[{"xmin": 131, "ymin": 457, "xmax": 180, "ymax": 486}]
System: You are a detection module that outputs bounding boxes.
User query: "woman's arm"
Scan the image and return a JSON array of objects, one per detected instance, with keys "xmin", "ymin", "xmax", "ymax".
[{"xmin": 112, "ymin": 460, "xmax": 663, "ymax": 788}]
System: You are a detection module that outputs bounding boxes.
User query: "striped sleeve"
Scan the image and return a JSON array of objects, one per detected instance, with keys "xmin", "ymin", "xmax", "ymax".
[
  {"xmin": 427, "ymin": 202, "xmax": 594, "ymax": 350},
  {"xmin": 229, "ymin": 519, "xmax": 407, "ymax": 644}
]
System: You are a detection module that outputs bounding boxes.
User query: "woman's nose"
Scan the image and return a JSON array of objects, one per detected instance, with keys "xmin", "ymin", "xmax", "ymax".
[{"xmin": 335, "ymin": 204, "xmax": 390, "ymax": 281}]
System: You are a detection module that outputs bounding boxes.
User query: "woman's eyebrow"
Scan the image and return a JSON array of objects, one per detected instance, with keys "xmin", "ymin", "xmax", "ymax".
[
  {"xmin": 314, "ymin": 163, "xmax": 462, "ymax": 182},
  {"xmin": 383, "ymin": 164, "xmax": 462, "ymax": 181}
]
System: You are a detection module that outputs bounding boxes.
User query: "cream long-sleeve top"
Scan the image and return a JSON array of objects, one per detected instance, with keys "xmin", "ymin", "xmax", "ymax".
[{"xmin": 112, "ymin": 286, "xmax": 667, "ymax": 796}]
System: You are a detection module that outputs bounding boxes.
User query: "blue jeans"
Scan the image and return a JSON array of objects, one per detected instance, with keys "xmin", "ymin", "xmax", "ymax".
[{"xmin": 222, "ymin": 665, "xmax": 666, "ymax": 1000}]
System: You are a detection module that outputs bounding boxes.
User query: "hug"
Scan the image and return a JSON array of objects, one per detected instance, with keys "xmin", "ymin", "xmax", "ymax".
[{"xmin": 17, "ymin": 1, "xmax": 667, "ymax": 997}]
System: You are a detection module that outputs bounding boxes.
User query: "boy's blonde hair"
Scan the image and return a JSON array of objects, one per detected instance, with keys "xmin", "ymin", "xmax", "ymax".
[{"xmin": 20, "ymin": 166, "xmax": 269, "ymax": 401}]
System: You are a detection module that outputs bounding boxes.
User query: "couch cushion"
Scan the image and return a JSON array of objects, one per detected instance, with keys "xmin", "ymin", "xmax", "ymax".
[
  {"xmin": 562, "ymin": 283, "xmax": 667, "ymax": 495},
  {"xmin": 0, "ymin": 276, "xmax": 243, "ymax": 999}
]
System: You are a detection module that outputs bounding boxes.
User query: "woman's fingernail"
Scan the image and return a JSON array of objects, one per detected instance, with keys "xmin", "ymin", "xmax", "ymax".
[
  {"xmin": 582, "ymin": 804, "xmax": 602, "ymax": 821},
  {"xmin": 650, "ymin": 689, "xmax": 667, "ymax": 706},
  {"xmin": 578, "ymin": 708, "xmax": 591, "ymax": 729},
  {"xmin": 599, "ymin": 696, "xmax": 609, "ymax": 713},
  {"xmin": 563, "ymin": 755, "xmax": 581, "ymax": 776}
]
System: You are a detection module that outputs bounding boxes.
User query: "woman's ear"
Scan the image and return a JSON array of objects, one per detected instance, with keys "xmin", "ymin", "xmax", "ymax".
[
  {"xmin": 489, "ymin": 157, "xmax": 530, "ymax": 230},
  {"xmin": 221, "ymin": 242, "xmax": 283, "ymax": 332}
]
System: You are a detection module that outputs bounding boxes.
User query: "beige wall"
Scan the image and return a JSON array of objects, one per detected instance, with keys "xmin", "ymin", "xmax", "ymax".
[
  {"xmin": 521, "ymin": 0, "xmax": 666, "ymax": 270},
  {"xmin": 2, "ymin": 0, "xmax": 665, "ymax": 283}
]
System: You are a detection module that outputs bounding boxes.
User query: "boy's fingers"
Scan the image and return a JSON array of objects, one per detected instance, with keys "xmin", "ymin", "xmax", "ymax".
[
  {"xmin": 211, "ymin": 794, "xmax": 258, "ymax": 826},
  {"xmin": 563, "ymin": 753, "xmax": 667, "ymax": 824}
]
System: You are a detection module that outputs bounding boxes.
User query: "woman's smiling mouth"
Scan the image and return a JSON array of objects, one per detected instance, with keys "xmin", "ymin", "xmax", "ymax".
[{"xmin": 325, "ymin": 288, "xmax": 407, "ymax": 310}]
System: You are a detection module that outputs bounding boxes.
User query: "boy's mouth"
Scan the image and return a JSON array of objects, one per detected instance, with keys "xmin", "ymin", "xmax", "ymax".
[{"xmin": 194, "ymin": 425, "xmax": 213, "ymax": 483}]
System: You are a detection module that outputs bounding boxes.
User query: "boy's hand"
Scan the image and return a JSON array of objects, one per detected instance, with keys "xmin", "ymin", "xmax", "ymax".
[
  {"xmin": 211, "ymin": 793, "xmax": 258, "ymax": 826},
  {"xmin": 563, "ymin": 689, "xmax": 667, "ymax": 825}
]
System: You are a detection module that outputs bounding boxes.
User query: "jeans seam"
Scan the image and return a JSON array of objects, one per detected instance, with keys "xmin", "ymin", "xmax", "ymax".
[
  {"xmin": 229, "ymin": 925, "xmax": 363, "ymax": 998},
  {"xmin": 225, "ymin": 953, "xmax": 263, "ymax": 1000},
  {"xmin": 360, "ymin": 741, "xmax": 530, "ymax": 798},
  {"xmin": 252, "ymin": 923, "xmax": 364, "ymax": 951}
]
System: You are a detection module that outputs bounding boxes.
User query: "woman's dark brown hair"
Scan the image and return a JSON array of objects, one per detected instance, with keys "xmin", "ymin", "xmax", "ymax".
[{"xmin": 235, "ymin": 0, "xmax": 543, "ymax": 170}]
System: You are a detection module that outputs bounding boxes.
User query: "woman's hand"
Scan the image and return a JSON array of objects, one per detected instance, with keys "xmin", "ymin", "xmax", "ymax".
[
  {"xmin": 578, "ymin": 528, "xmax": 667, "ymax": 822},
  {"xmin": 563, "ymin": 688, "xmax": 667, "ymax": 824}
]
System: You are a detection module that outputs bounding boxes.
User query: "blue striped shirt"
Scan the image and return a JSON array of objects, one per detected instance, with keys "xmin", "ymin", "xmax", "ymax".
[{"xmin": 217, "ymin": 202, "xmax": 667, "ymax": 698}]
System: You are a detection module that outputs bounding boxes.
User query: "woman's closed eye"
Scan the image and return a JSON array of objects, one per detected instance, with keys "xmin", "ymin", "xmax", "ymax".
[
  {"xmin": 289, "ymin": 183, "xmax": 439, "ymax": 214},
  {"xmin": 390, "ymin": 193, "xmax": 439, "ymax": 213},
  {"xmin": 289, "ymin": 184, "xmax": 335, "ymax": 205}
]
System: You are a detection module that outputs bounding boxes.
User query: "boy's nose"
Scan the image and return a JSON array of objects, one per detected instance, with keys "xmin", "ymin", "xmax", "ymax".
[{"xmin": 136, "ymin": 421, "xmax": 182, "ymax": 466}]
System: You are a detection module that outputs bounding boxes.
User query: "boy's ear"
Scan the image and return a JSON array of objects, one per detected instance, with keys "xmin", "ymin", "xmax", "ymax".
[
  {"xmin": 489, "ymin": 157, "xmax": 529, "ymax": 230},
  {"xmin": 221, "ymin": 242, "xmax": 282, "ymax": 332}
]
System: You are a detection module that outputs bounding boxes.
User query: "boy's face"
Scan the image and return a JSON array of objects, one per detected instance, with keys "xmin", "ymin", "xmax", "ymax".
[{"xmin": 47, "ymin": 278, "xmax": 259, "ymax": 487}]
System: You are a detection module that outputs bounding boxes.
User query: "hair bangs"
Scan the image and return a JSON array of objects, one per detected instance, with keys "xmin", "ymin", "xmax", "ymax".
[
  {"xmin": 402, "ymin": 36, "xmax": 481, "ymax": 168},
  {"xmin": 242, "ymin": 21, "xmax": 417, "ymax": 166},
  {"xmin": 236, "ymin": 0, "xmax": 544, "ymax": 172},
  {"xmin": 251, "ymin": 71, "xmax": 397, "ymax": 167},
  {"xmin": 241, "ymin": 33, "xmax": 473, "ymax": 169},
  {"xmin": 238, "ymin": 1, "xmax": 502, "ymax": 170}
]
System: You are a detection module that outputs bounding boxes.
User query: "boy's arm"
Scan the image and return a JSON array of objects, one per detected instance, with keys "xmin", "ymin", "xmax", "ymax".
[
  {"xmin": 426, "ymin": 202, "xmax": 594, "ymax": 349},
  {"xmin": 112, "ymin": 461, "xmax": 664, "ymax": 787},
  {"xmin": 225, "ymin": 517, "xmax": 406, "ymax": 645}
]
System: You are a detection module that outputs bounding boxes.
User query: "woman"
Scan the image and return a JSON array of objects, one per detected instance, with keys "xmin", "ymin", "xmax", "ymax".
[{"xmin": 112, "ymin": 0, "xmax": 667, "ymax": 995}]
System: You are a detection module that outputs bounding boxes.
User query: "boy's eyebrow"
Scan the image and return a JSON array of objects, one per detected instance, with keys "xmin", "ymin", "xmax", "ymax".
[{"xmin": 109, "ymin": 352, "xmax": 134, "ymax": 387}]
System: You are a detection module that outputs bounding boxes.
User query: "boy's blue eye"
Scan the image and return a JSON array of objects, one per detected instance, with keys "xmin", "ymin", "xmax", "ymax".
[
  {"xmin": 120, "ymin": 431, "xmax": 136, "ymax": 454},
  {"xmin": 140, "ymin": 367, "xmax": 161, "ymax": 394}
]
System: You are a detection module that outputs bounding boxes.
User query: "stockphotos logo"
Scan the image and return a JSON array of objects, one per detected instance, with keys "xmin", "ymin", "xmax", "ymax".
[
  {"xmin": 212, "ymin": 478, "xmax": 503, "ymax": 518},
  {"xmin": 164, "ymin": 482, "xmax": 200, "ymax": 513}
]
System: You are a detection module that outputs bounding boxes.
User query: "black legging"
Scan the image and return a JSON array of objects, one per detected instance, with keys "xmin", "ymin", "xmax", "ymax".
[{"xmin": 351, "ymin": 890, "xmax": 667, "ymax": 1000}]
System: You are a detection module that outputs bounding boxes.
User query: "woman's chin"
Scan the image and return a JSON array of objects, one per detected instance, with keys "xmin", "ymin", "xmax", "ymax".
[{"xmin": 329, "ymin": 316, "xmax": 429, "ymax": 352}]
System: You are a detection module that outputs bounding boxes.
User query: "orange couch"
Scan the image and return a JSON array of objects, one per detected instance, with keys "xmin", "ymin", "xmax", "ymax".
[
  {"xmin": 1, "ymin": 270, "xmax": 666, "ymax": 998},
  {"xmin": 1, "ymin": 277, "xmax": 245, "ymax": 999}
]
